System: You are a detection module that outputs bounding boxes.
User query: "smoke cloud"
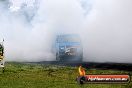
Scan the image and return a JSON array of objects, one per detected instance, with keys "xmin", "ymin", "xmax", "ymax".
[{"xmin": 0, "ymin": 0, "xmax": 132, "ymax": 63}]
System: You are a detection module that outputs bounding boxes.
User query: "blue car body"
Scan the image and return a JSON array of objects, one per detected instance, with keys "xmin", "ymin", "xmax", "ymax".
[{"xmin": 55, "ymin": 34, "xmax": 83, "ymax": 62}]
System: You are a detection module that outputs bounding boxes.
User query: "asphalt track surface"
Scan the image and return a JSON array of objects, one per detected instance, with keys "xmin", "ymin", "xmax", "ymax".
[{"xmin": 29, "ymin": 61, "xmax": 132, "ymax": 72}]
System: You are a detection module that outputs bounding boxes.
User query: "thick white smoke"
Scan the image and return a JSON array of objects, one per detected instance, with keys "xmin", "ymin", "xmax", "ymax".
[
  {"xmin": 82, "ymin": 0, "xmax": 132, "ymax": 62},
  {"xmin": 0, "ymin": 0, "xmax": 132, "ymax": 63}
]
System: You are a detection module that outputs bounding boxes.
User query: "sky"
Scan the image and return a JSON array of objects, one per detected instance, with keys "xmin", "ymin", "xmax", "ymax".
[{"xmin": 0, "ymin": 0, "xmax": 132, "ymax": 63}]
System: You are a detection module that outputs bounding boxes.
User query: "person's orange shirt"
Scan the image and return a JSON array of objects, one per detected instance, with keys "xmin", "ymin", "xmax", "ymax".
[{"xmin": 78, "ymin": 66, "xmax": 86, "ymax": 76}]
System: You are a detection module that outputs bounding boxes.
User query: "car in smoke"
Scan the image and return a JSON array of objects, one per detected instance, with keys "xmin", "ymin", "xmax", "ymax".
[{"xmin": 55, "ymin": 34, "xmax": 83, "ymax": 62}]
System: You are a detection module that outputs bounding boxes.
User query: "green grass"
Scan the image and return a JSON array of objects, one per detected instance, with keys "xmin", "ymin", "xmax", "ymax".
[{"xmin": 0, "ymin": 62, "xmax": 131, "ymax": 88}]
